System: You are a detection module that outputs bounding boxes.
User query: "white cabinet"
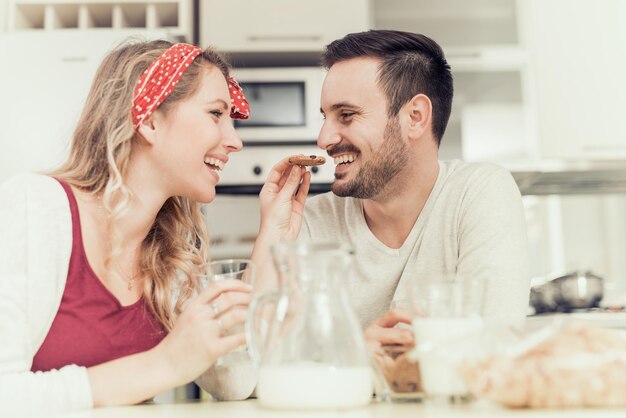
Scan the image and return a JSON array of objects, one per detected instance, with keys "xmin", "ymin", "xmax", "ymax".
[
  {"xmin": 7, "ymin": 0, "xmax": 192, "ymax": 41},
  {"xmin": 374, "ymin": 0, "xmax": 626, "ymax": 165},
  {"xmin": 527, "ymin": 0, "xmax": 626, "ymax": 161},
  {"xmin": 199, "ymin": 0, "xmax": 371, "ymax": 52},
  {"xmin": 373, "ymin": 0, "xmax": 535, "ymax": 164}
]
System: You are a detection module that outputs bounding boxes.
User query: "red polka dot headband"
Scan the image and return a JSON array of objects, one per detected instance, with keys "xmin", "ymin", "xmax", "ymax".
[{"xmin": 132, "ymin": 43, "xmax": 250, "ymax": 130}]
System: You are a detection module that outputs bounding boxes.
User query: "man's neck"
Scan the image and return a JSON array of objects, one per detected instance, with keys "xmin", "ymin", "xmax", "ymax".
[{"xmin": 362, "ymin": 158, "xmax": 440, "ymax": 249}]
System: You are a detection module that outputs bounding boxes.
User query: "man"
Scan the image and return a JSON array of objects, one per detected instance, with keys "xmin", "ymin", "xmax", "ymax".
[{"xmin": 299, "ymin": 30, "xmax": 530, "ymax": 346}]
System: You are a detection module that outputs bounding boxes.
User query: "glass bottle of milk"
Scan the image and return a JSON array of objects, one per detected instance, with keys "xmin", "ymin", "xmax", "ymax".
[{"xmin": 247, "ymin": 242, "xmax": 372, "ymax": 410}]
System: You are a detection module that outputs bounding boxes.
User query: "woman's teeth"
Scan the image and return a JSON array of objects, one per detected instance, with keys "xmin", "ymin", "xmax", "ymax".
[
  {"xmin": 333, "ymin": 154, "xmax": 356, "ymax": 165},
  {"xmin": 204, "ymin": 157, "xmax": 224, "ymax": 171}
]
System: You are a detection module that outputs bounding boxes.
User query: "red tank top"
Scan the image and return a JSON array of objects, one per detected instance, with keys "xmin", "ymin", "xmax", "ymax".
[{"xmin": 31, "ymin": 179, "xmax": 166, "ymax": 372}]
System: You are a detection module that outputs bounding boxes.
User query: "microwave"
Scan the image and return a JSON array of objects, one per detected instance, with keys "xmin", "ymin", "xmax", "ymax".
[{"xmin": 230, "ymin": 67, "xmax": 326, "ymax": 144}]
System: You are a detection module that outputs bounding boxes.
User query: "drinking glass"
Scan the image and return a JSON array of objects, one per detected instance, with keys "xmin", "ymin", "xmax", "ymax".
[
  {"xmin": 198, "ymin": 259, "xmax": 256, "ymax": 366},
  {"xmin": 409, "ymin": 275, "xmax": 486, "ymax": 403},
  {"xmin": 371, "ymin": 299, "xmax": 424, "ymax": 403}
]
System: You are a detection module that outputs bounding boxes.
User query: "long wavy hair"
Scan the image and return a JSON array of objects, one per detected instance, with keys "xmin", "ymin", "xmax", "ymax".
[{"xmin": 52, "ymin": 39, "xmax": 231, "ymax": 330}]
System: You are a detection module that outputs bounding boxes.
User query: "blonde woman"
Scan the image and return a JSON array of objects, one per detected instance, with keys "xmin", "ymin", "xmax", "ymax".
[{"xmin": 0, "ymin": 40, "xmax": 310, "ymax": 414}]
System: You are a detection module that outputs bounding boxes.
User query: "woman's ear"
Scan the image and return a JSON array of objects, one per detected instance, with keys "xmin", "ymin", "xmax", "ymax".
[
  {"xmin": 136, "ymin": 116, "xmax": 158, "ymax": 145},
  {"xmin": 404, "ymin": 93, "xmax": 432, "ymax": 140}
]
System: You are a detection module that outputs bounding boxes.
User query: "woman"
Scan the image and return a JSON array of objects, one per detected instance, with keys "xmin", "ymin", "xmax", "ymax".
[{"xmin": 0, "ymin": 40, "xmax": 310, "ymax": 414}]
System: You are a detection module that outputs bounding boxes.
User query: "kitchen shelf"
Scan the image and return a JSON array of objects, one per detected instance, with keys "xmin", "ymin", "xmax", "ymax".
[{"xmin": 8, "ymin": 0, "xmax": 190, "ymax": 39}]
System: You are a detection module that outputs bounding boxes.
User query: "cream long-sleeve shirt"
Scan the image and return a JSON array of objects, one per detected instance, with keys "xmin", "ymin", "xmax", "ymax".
[
  {"xmin": 0, "ymin": 174, "xmax": 245, "ymax": 416},
  {"xmin": 301, "ymin": 160, "xmax": 531, "ymax": 328}
]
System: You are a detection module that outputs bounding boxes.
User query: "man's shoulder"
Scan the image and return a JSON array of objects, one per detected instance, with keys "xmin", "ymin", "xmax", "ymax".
[
  {"xmin": 441, "ymin": 160, "xmax": 516, "ymax": 190},
  {"xmin": 443, "ymin": 159, "xmax": 511, "ymax": 178}
]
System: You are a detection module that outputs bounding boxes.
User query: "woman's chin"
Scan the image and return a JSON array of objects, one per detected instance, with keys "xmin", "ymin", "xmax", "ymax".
[{"xmin": 188, "ymin": 187, "xmax": 216, "ymax": 204}]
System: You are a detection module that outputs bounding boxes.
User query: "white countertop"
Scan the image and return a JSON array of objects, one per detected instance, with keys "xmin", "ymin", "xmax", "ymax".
[{"xmin": 62, "ymin": 399, "xmax": 626, "ymax": 418}]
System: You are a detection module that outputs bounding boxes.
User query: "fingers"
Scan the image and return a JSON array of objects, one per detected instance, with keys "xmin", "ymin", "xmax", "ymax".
[
  {"xmin": 294, "ymin": 171, "xmax": 311, "ymax": 206},
  {"xmin": 364, "ymin": 308, "xmax": 415, "ymax": 348},
  {"xmin": 265, "ymin": 157, "xmax": 294, "ymax": 186},
  {"xmin": 212, "ymin": 332, "xmax": 247, "ymax": 355},
  {"xmin": 374, "ymin": 308, "xmax": 413, "ymax": 328},
  {"xmin": 194, "ymin": 279, "xmax": 252, "ymax": 306},
  {"xmin": 215, "ymin": 307, "xmax": 247, "ymax": 331},
  {"xmin": 278, "ymin": 165, "xmax": 306, "ymax": 199},
  {"xmin": 209, "ymin": 291, "xmax": 252, "ymax": 317},
  {"xmin": 364, "ymin": 325, "xmax": 414, "ymax": 347}
]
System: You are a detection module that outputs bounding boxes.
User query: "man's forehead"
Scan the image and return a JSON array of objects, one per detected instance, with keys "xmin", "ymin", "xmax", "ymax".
[{"xmin": 321, "ymin": 58, "xmax": 385, "ymax": 109}]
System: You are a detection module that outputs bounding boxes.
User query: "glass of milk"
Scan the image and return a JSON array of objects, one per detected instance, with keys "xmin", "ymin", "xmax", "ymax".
[{"xmin": 409, "ymin": 275, "xmax": 486, "ymax": 403}]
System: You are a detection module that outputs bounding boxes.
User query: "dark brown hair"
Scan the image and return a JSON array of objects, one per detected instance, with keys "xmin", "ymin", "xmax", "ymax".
[{"xmin": 322, "ymin": 30, "xmax": 453, "ymax": 145}]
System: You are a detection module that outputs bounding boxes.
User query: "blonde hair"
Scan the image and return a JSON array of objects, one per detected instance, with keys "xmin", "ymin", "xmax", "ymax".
[{"xmin": 52, "ymin": 39, "xmax": 231, "ymax": 330}]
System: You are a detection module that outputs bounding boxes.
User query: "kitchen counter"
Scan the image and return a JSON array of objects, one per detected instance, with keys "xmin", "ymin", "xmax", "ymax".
[{"xmin": 63, "ymin": 399, "xmax": 626, "ymax": 418}]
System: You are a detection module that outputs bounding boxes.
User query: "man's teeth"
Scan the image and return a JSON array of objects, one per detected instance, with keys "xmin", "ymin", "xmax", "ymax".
[
  {"xmin": 334, "ymin": 154, "xmax": 356, "ymax": 165},
  {"xmin": 204, "ymin": 157, "xmax": 224, "ymax": 171}
]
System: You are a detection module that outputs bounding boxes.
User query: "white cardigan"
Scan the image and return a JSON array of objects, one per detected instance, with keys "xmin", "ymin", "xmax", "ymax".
[{"xmin": 0, "ymin": 174, "xmax": 251, "ymax": 415}]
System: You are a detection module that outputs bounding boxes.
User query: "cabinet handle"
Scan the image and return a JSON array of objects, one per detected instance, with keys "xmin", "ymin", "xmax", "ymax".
[{"xmin": 247, "ymin": 35, "xmax": 321, "ymax": 42}]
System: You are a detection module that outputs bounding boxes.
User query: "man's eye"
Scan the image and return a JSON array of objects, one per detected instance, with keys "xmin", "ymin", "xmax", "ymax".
[{"xmin": 340, "ymin": 112, "xmax": 355, "ymax": 120}]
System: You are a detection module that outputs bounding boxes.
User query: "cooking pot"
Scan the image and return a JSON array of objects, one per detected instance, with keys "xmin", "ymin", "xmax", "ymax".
[{"xmin": 530, "ymin": 270, "xmax": 604, "ymax": 313}]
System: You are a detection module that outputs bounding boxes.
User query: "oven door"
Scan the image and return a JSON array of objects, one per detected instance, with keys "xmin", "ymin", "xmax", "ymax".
[{"xmin": 230, "ymin": 67, "xmax": 325, "ymax": 143}]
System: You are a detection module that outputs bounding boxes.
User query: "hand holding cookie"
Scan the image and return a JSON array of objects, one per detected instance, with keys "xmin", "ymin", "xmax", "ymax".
[{"xmin": 287, "ymin": 154, "xmax": 326, "ymax": 166}]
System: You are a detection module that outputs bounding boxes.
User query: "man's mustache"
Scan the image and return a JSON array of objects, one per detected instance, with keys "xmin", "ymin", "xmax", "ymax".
[{"xmin": 327, "ymin": 143, "xmax": 361, "ymax": 157}]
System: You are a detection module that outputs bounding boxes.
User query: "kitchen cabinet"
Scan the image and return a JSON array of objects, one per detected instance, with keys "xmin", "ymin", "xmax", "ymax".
[
  {"xmin": 373, "ymin": 0, "xmax": 536, "ymax": 164},
  {"xmin": 374, "ymin": 0, "xmax": 626, "ymax": 165},
  {"xmin": 527, "ymin": 0, "xmax": 626, "ymax": 161},
  {"xmin": 199, "ymin": 0, "xmax": 371, "ymax": 53},
  {"xmin": 7, "ymin": 0, "xmax": 192, "ymax": 41}
]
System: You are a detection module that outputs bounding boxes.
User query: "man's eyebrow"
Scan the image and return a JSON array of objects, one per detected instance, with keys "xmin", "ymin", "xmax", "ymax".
[{"xmin": 320, "ymin": 102, "xmax": 360, "ymax": 114}]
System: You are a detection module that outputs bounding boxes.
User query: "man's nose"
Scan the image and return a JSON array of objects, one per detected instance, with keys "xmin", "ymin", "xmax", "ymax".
[{"xmin": 317, "ymin": 120, "xmax": 341, "ymax": 151}]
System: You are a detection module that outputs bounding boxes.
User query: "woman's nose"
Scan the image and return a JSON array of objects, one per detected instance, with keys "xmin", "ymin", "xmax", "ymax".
[{"xmin": 223, "ymin": 121, "xmax": 243, "ymax": 152}]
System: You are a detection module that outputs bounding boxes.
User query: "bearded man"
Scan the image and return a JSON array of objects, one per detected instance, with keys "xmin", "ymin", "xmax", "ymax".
[{"xmin": 300, "ymin": 30, "xmax": 530, "ymax": 347}]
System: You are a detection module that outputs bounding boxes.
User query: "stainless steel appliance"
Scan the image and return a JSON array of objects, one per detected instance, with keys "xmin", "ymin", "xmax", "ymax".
[
  {"xmin": 530, "ymin": 270, "xmax": 604, "ymax": 313},
  {"xmin": 229, "ymin": 67, "xmax": 325, "ymax": 143}
]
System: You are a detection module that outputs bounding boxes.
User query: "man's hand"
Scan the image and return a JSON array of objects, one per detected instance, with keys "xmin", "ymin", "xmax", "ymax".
[{"xmin": 364, "ymin": 308, "xmax": 415, "ymax": 349}]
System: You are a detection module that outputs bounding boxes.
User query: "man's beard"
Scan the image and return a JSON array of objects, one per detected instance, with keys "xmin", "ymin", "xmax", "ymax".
[{"xmin": 332, "ymin": 117, "xmax": 408, "ymax": 199}]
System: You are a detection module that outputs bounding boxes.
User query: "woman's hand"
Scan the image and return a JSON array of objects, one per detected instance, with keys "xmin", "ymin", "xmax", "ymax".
[
  {"xmin": 258, "ymin": 159, "xmax": 311, "ymax": 241},
  {"xmin": 156, "ymin": 279, "xmax": 252, "ymax": 385}
]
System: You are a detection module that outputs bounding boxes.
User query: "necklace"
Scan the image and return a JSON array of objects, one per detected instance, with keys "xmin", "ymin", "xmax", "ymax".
[{"xmin": 127, "ymin": 276, "xmax": 136, "ymax": 291}]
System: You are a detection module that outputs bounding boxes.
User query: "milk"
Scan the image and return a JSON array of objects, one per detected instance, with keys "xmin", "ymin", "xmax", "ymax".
[
  {"xmin": 412, "ymin": 317, "xmax": 483, "ymax": 397},
  {"xmin": 257, "ymin": 363, "xmax": 372, "ymax": 409}
]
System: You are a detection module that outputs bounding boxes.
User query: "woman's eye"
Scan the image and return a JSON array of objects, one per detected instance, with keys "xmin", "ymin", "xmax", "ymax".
[{"xmin": 210, "ymin": 110, "xmax": 224, "ymax": 118}]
